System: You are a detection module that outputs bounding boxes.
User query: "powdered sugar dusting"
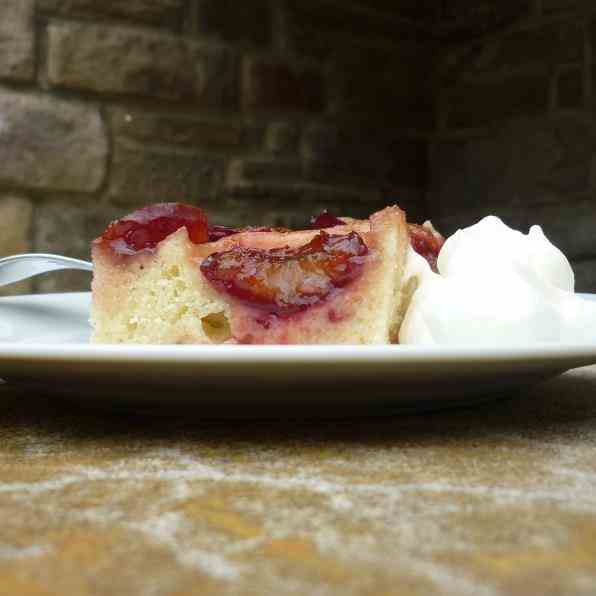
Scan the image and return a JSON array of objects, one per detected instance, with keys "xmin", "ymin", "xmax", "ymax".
[
  {"xmin": 1, "ymin": 368, "xmax": 596, "ymax": 594},
  {"xmin": 0, "ymin": 544, "xmax": 51, "ymax": 560},
  {"xmin": 129, "ymin": 512, "xmax": 243, "ymax": 581}
]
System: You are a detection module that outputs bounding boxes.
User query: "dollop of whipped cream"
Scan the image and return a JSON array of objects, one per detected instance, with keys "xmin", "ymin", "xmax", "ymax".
[{"xmin": 399, "ymin": 216, "xmax": 596, "ymax": 345}]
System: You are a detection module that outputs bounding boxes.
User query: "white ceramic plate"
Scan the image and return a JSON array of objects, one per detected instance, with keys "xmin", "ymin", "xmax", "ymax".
[{"xmin": 1, "ymin": 292, "xmax": 596, "ymax": 415}]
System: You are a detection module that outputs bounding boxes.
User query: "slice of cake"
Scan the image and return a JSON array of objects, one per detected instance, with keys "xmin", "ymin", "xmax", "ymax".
[{"xmin": 90, "ymin": 203, "xmax": 410, "ymax": 344}]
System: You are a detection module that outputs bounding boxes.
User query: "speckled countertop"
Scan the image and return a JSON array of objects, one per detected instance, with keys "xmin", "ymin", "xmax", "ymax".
[{"xmin": 1, "ymin": 367, "xmax": 596, "ymax": 595}]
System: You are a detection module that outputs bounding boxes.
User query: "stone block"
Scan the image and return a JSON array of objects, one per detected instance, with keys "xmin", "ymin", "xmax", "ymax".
[
  {"xmin": 285, "ymin": 0, "xmax": 432, "ymax": 59},
  {"xmin": 328, "ymin": 42, "xmax": 433, "ymax": 130},
  {"xmin": 223, "ymin": 179, "xmax": 303, "ymax": 201},
  {"xmin": 47, "ymin": 23, "xmax": 236, "ymax": 107},
  {"xmin": 537, "ymin": 115, "xmax": 596, "ymax": 194},
  {"xmin": 573, "ymin": 260, "xmax": 596, "ymax": 293},
  {"xmin": 224, "ymin": 156, "xmax": 384, "ymax": 206},
  {"xmin": 230, "ymin": 158, "xmax": 303, "ymax": 182},
  {"xmin": 299, "ymin": 184, "xmax": 383, "ymax": 207},
  {"xmin": 33, "ymin": 201, "xmax": 124, "ymax": 293},
  {"xmin": 37, "ymin": 0, "xmax": 185, "ymax": 29},
  {"xmin": 446, "ymin": 73, "xmax": 550, "ymax": 128},
  {"xmin": 0, "ymin": 91, "xmax": 107, "ymax": 192},
  {"xmin": 205, "ymin": 198, "xmax": 302, "ymax": 227},
  {"xmin": 557, "ymin": 67, "xmax": 583, "ymax": 109},
  {"xmin": 226, "ymin": 158, "xmax": 303, "ymax": 196},
  {"xmin": 110, "ymin": 108, "xmax": 246, "ymax": 150},
  {"xmin": 386, "ymin": 141, "xmax": 428, "ymax": 188},
  {"xmin": 0, "ymin": 196, "xmax": 33, "ymax": 296},
  {"xmin": 441, "ymin": 0, "xmax": 531, "ymax": 39},
  {"xmin": 265, "ymin": 122, "xmax": 300, "ymax": 156},
  {"xmin": 223, "ymin": 176, "xmax": 383, "ymax": 209},
  {"xmin": 302, "ymin": 122, "xmax": 426, "ymax": 187},
  {"xmin": 504, "ymin": 123, "xmax": 567, "ymax": 195},
  {"xmin": 0, "ymin": 0, "xmax": 34, "ymax": 81},
  {"xmin": 430, "ymin": 114, "xmax": 596, "ymax": 221},
  {"xmin": 356, "ymin": 0, "xmax": 440, "ymax": 22},
  {"xmin": 463, "ymin": 23, "xmax": 583, "ymax": 76},
  {"xmin": 551, "ymin": 114, "xmax": 596, "ymax": 162},
  {"xmin": 109, "ymin": 140, "xmax": 222, "ymax": 205},
  {"xmin": 430, "ymin": 195, "xmax": 596, "ymax": 282},
  {"xmin": 543, "ymin": 0, "xmax": 595, "ymax": 13},
  {"xmin": 428, "ymin": 139, "xmax": 476, "ymax": 218},
  {"xmin": 242, "ymin": 56, "xmax": 325, "ymax": 113},
  {"xmin": 529, "ymin": 198, "xmax": 596, "ymax": 262},
  {"xmin": 195, "ymin": 0, "xmax": 271, "ymax": 46}
]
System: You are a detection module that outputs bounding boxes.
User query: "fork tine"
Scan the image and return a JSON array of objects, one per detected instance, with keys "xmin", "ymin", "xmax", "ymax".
[{"xmin": 0, "ymin": 254, "xmax": 93, "ymax": 287}]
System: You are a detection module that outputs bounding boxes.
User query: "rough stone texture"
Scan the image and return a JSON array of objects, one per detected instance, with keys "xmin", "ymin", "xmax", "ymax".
[
  {"xmin": 0, "ymin": 2, "xmax": 435, "ymax": 296},
  {"xmin": 428, "ymin": 195, "xmax": 596, "ymax": 286},
  {"xmin": 557, "ymin": 67, "xmax": 584, "ymax": 109},
  {"xmin": 462, "ymin": 24, "xmax": 582, "ymax": 76},
  {"xmin": 430, "ymin": 115, "xmax": 588, "ymax": 214},
  {"xmin": 357, "ymin": 0, "xmax": 440, "ymax": 23},
  {"xmin": 574, "ymin": 260, "xmax": 596, "ymax": 292},
  {"xmin": 225, "ymin": 157, "xmax": 304, "ymax": 201},
  {"xmin": 428, "ymin": 115, "xmax": 596, "ymax": 264},
  {"xmin": 303, "ymin": 122, "xmax": 427, "ymax": 188},
  {"xmin": 227, "ymin": 157, "xmax": 303, "ymax": 185},
  {"xmin": 519, "ymin": 199, "xmax": 596, "ymax": 262},
  {"xmin": 242, "ymin": 56, "xmax": 326, "ymax": 113},
  {"xmin": 0, "ymin": 92, "xmax": 107, "ymax": 193},
  {"xmin": 47, "ymin": 23, "xmax": 236, "ymax": 107},
  {"xmin": 286, "ymin": 0, "xmax": 435, "ymax": 61},
  {"xmin": 195, "ymin": 0, "xmax": 271, "ymax": 47},
  {"xmin": 543, "ymin": 0, "xmax": 596, "ymax": 12},
  {"xmin": 265, "ymin": 122, "xmax": 300, "ymax": 156},
  {"xmin": 329, "ymin": 43, "xmax": 433, "ymax": 130},
  {"xmin": 110, "ymin": 108, "xmax": 247, "ymax": 151},
  {"xmin": 224, "ymin": 157, "xmax": 389, "ymax": 208},
  {"xmin": 1, "ymin": 367, "xmax": 596, "ymax": 594},
  {"xmin": 37, "ymin": 0, "xmax": 185, "ymax": 29},
  {"xmin": 0, "ymin": 0, "xmax": 34, "ymax": 81},
  {"xmin": 432, "ymin": 3, "xmax": 596, "ymax": 277},
  {"xmin": 440, "ymin": 0, "xmax": 532, "ymax": 40},
  {"xmin": 109, "ymin": 140, "xmax": 222, "ymax": 205},
  {"xmin": 206, "ymin": 194, "xmax": 384, "ymax": 230},
  {"xmin": 0, "ymin": 196, "xmax": 33, "ymax": 297},
  {"xmin": 224, "ymin": 182, "xmax": 385, "ymax": 214},
  {"xmin": 33, "ymin": 201, "xmax": 124, "ymax": 293},
  {"xmin": 445, "ymin": 72, "xmax": 550, "ymax": 129}
]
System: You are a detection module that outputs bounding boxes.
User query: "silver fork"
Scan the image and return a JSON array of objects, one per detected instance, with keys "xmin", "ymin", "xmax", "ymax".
[{"xmin": 0, "ymin": 254, "xmax": 93, "ymax": 287}]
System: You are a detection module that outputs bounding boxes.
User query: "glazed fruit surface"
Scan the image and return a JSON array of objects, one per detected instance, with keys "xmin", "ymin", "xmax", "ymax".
[
  {"xmin": 200, "ymin": 231, "xmax": 369, "ymax": 316},
  {"xmin": 98, "ymin": 203, "xmax": 209, "ymax": 255}
]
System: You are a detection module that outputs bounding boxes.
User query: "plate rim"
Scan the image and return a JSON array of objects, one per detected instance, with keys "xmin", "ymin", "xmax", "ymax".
[{"xmin": 0, "ymin": 291, "xmax": 595, "ymax": 366}]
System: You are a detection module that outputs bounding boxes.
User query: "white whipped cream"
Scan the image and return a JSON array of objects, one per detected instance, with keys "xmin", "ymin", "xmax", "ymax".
[{"xmin": 399, "ymin": 216, "xmax": 596, "ymax": 345}]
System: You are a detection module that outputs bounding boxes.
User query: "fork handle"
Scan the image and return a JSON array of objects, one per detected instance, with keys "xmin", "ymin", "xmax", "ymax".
[{"xmin": 0, "ymin": 253, "xmax": 93, "ymax": 287}]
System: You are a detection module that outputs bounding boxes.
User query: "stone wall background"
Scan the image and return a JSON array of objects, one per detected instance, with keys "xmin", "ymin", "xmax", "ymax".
[
  {"xmin": 432, "ymin": 0, "xmax": 596, "ymax": 291},
  {"xmin": 0, "ymin": 1, "xmax": 594, "ymax": 294},
  {"xmin": 0, "ymin": 0, "xmax": 435, "ymax": 294}
]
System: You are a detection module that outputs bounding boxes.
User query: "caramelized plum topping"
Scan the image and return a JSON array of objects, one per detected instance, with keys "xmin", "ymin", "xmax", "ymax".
[
  {"xmin": 99, "ymin": 203, "xmax": 209, "ymax": 255},
  {"xmin": 208, "ymin": 225, "xmax": 239, "ymax": 242},
  {"xmin": 309, "ymin": 210, "xmax": 445, "ymax": 272},
  {"xmin": 309, "ymin": 210, "xmax": 345, "ymax": 229},
  {"xmin": 201, "ymin": 231, "xmax": 368, "ymax": 316},
  {"xmin": 208, "ymin": 225, "xmax": 291, "ymax": 242},
  {"xmin": 408, "ymin": 223, "xmax": 445, "ymax": 272}
]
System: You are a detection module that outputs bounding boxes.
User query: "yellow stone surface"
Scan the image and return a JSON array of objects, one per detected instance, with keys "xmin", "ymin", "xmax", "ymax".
[{"xmin": 1, "ymin": 367, "xmax": 596, "ymax": 595}]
